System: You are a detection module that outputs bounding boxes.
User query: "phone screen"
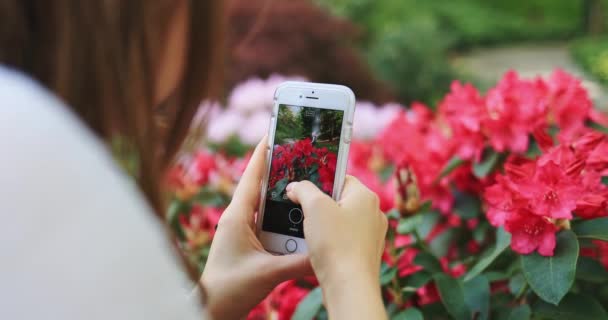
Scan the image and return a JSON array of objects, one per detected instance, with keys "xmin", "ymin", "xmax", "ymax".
[{"xmin": 262, "ymin": 104, "xmax": 344, "ymax": 238}]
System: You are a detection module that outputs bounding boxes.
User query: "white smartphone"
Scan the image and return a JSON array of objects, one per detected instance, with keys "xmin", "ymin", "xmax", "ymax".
[{"xmin": 256, "ymin": 81, "xmax": 355, "ymax": 254}]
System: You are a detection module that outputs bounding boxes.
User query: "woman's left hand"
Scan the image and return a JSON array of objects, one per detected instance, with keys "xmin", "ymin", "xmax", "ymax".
[{"xmin": 201, "ymin": 137, "xmax": 313, "ymax": 320}]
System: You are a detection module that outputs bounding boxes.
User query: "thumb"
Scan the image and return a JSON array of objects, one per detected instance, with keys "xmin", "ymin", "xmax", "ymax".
[{"xmin": 285, "ymin": 180, "xmax": 334, "ymax": 214}]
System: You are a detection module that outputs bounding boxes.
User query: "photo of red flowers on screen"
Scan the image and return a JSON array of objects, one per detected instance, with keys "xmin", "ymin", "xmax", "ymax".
[{"xmin": 267, "ymin": 105, "xmax": 344, "ymax": 203}]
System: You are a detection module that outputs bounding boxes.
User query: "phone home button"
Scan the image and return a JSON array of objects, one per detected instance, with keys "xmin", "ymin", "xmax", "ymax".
[
  {"xmin": 288, "ymin": 208, "xmax": 303, "ymax": 224},
  {"xmin": 285, "ymin": 239, "xmax": 298, "ymax": 253}
]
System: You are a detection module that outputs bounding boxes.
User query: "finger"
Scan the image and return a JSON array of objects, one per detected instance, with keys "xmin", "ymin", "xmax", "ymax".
[
  {"xmin": 269, "ymin": 254, "xmax": 314, "ymax": 281},
  {"xmin": 230, "ymin": 136, "xmax": 268, "ymax": 216},
  {"xmin": 338, "ymin": 175, "xmax": 363, "ymax": 200},
  {"xmin": 285, "ymin": 180, "xmax": 334, "ymax": 215}
]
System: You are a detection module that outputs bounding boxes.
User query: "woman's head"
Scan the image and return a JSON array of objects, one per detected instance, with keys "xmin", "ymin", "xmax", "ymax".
[{"xmin": 0, "ymin": 0, "xmax": 223, "ymax": 213}]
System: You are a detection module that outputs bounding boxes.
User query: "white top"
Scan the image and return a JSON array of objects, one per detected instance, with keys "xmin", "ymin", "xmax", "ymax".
[{"xmin": 0, "ymin": 67, "xmax": 206, "ymax": 319}]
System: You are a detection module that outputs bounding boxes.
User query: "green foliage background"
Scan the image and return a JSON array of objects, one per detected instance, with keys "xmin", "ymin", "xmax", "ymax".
[{"xmin": 315, "ymin": 0, "xmax": 598, "ymax": 104}]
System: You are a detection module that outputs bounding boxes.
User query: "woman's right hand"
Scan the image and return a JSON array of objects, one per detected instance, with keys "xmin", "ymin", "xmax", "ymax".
[{"xmin": 286, "ymin": 176, "xmax": 388, "ymax": 320}]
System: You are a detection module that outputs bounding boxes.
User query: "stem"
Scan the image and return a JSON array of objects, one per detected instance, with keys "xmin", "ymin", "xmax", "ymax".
[
  {"xmin": 413, "ymin": 229, "xmax": 431, "ymax": 252},
  {"xmin": 389, "ymin": 240, "xmax": 403, "ymax": 306},
  {"xmin": 515, "ymin": 281, "xmax": 529, "ymax": 302}
]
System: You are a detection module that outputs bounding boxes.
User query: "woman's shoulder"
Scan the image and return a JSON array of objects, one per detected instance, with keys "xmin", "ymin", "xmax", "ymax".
[
  {"xmin": 0, "ymin": 66, "xmax": 102, "ymax": 153},
  {"xmin": 0, "ymin": 66, "xmax": 205, "ymax": 319}
]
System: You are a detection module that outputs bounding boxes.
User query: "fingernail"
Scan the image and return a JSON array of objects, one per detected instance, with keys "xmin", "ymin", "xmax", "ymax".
[{"xmin": 286, "ymin": 182, "xmax": 296, "ymax": 192}]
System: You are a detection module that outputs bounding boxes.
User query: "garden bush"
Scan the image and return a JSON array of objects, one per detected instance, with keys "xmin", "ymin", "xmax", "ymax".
[
  {"xmin": 316, "ymin": 0, "xmax": 588, "ymax": 105},
  {"xmin": 168, "ymin": 69, "xmax": 608, "ymax": 319},
  {"xmin": 572, "ymin": 37, "xmax": 608, "ymax": 86}
]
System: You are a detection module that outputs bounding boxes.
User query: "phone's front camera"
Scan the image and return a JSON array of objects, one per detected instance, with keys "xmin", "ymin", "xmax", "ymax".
[
  {"xmin": 312, "ymin": 91, "xmax": 315, "ymax": 94},
  {"xmin": 299, "ymin": 95, "xmax": 303, "ymax": 98}
]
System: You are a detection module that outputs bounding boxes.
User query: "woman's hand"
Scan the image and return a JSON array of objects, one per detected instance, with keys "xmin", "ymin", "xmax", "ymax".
[
  {"xmin": 201, "ymin": 137, "xmax": 313, "ymax": 320},
  {"xmin": 286, "ymin": 177, "xmax": 388, "ymax": 320}
]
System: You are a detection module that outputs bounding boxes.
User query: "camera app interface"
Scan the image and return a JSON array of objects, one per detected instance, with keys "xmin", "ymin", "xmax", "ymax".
[{"xmin": 262, "ymin": 104, "xmax": 344, "ymax": 238}]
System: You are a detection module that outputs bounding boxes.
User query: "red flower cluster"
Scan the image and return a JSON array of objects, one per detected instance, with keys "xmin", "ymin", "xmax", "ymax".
[
  {"xmin": 485, "ymin": 131, "xmax": 608, "ymax": 256},
  {"xmin": 375, "ymin": 103, "xmax": 455, "ymax": 214},
  {"xmin": 440, "ymin": 69, "xmax": 594, "ymax": 155},
  {"xmin": 248, "ymin": 280, "xmax": 315, "ymax": 320},
  {"xmin": 269, "ymin": 138, "xmax": 337, "ymax": 195}
]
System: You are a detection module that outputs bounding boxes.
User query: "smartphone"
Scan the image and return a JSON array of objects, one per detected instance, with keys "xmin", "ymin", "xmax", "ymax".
[{"xmin": 256, "ymin": 81, "xmax": 355, "ymax": 254}]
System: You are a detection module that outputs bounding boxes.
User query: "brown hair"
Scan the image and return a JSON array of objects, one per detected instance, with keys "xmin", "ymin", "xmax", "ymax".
[{"xmin": 0, "ymin": 0, "xmax": 223, "ymax": 283}]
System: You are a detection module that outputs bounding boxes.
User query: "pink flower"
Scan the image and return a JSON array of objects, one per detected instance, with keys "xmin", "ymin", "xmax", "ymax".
[
  {"xmin": 439, "ymin": 81, "xmax": 486, "ymax": 160},
  {"xmin": 191, "ymin": 151, "xmax": 217, "ymax": 185},
  {"xmin": 352, "ymin": 101, "xmax": 402, "ymax": 139},
  {"xmin": 271, "ymin": 281, "xmax": 310, "ymax": 320},
  {"xmin": 206, "ymin": 109, "xmax": 246, "ymax": 143},
  {"xmin": 484, "ymin": 177, "xmax": 517, "ymax": 226},
  {"xmin": 575, "ymin": 171, "xmax": 608, "ymax": 219},
  {"xmin": 505, "ymin": 210, "xmax": 557, "ymax": 256},
  {"xmin": 397, "ymin": 248, "xmax": 423, "ymax": 277},
  {"xmin": 377, "ymin": 105, "xmax": 456, "ymax": 214},
  {"xmin": 483, "ymin": 71, "xmax": 549, "ymax": 152},
  {"xmin": 545, "ymin": 69, "xmax": 593, "ymax": 141},
  {"xmin": 587, "ymin": 140, "xmax": 608, "ymax": 175},
  {"xmin": 228, "ymin": 74, "xmax": 307, "ymax": 114},
  {"xmin": 179, "ymin": 205, "xmax": 223, "ymax": 248},
  {"xmin": 238, "ymin": 110, "xmax": 271, "ymax": 145},
  {"xmin": 519, "ymin": 161, "xmax": 583, "ymax": 219}
]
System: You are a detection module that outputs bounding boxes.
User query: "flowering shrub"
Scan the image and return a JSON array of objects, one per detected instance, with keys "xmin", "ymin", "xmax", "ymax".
[{"xmin": 167, "ymin": 69, "xmax": 608, "ymax": 319}]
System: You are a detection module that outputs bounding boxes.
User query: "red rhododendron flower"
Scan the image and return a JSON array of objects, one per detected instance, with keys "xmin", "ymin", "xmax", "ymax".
[
  {"xmin": 179, "ymin": 205, "xmax": 223, "ymax": 248},
  {"xmin": 519, "ymin": 161, "xmax": 584, "ymax": 220},
  {"xmin": 575, "ymin": 171, "xmax": 608, "ymax": 219},
  {"xmin": 439, "ymin": 81, "xmax": 486, "ymax": 160},
  {"xmin": 192, "ymin": 151, "xmax": 218, "ymax": 185},
  {"xmin": 484, "ymin": 175, "xmax": 519, "ymax": 226},
  {"xmin": 272, "ymin": 281, "xmax": 310, "ymax": 320},
  {"xmin": 483, "ymin": 71, "xmax": 548, "ymax": 152},
  {"xmin": 587, "ymin": 140, "xmax": 608, "ymax": 175},
  {"xmin": 505, "ymin": 210, "xmax": 557, "ymax": 256},
  {"xmin": 545, "ymin": 69, "xmax": 593, "ymax": 142},
  {"xmin": 397, "ymin": 248, "xmax": 423, "ymax": 277},
  {"xmin": 377, "ymin": 106, "xmax": 455, "ymax": 213}
]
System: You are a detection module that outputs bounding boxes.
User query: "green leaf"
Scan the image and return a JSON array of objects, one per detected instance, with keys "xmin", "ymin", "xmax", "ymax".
[
  {"xmin": 507, "ymin": 304, "xmax": 531, "ymax": 320},
  {"xmin": 439, "ymin": 156, "xmax": 464, "ymax": 179},
  {"xmin": 394, "ymin": 307, "xmax": 423, "ymax": 320},
  {"xmin": 379, "ymin": 164, "xmax": 395, "ymax": 182},
  {"xmin": 434, "ymin": 273, "xmax": 471, "ymax": 320},
  {"xmin": 380, "ymin": 265, "xmax": 398, "ymax": 286},
  {"xmin": 521, "ymin": 230, "xmax": 579, "ymax": 305},
  {"xmin": 416, "ymin": 211, "xmax": 441, "ymax": 238},
  {"xmin": 463, "ymin": 275, "xmax": 490, "ymax": 320},
  {"xmin": 429, "ymin": 228, "xmax": 455, "ymax": 258},
  {"xmin": 292, "ymin": 287, "xmax": 323, "ymax": 320},
  {"xmin": 167, "ymin": 200, "xmax": 189, "ymax": 240},
  {"xmin": 576, "ymin": 256, "xmax": 608, "ymax": 283},
  {"xmin": 484, "ymin": 271, "xmax": 510, "ymax": 282},
  {"xmin": 464, "ymin": 228, "xmax": 511, "ymax": 282},
  {"xmin": 572, "ymin": 217, "xmax": 608, "ymax": 241},
  {"xmin": 397, "ymin": 214, "xmax": 424, "ymax": 234},
  {"xmin": 386, "ymin": 209, "xmax": 401, "ymax": 220},
  {"xmin": 533, "ymin": 293, "xmax": 608, "ymax": 320},
  {"xmin": 473, "ymin": 150, "xmax": 501, "ymax": 178},
  {"xmin": 453, "ymin": 191, "xmax": 482, "ymax": 219},
  {"xmin": 602, "ymin": 176, "xmax": 608, "ymax": 186},
  {"xmin": 589, "ymin": 121, "xmax": 608, "ymax": 134},
  {"xmin": 414, "ymin": 252, "xmax": 443, "ymax": 274},
  {"xmin": 508, "ymin": 273, "xmax": 526, "ymax": 295},
  {"xmin": 401, "ymin": 271, "xmax": 432, "ymax": 291}
]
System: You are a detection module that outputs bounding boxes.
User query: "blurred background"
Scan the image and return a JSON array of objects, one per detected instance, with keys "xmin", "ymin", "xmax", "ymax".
[{"xmin": 200, "ymin": 0, "xmax": 608, "ymax": 153}]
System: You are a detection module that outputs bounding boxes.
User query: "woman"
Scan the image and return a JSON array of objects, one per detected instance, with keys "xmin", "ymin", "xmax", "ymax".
[{"xmin": 0, "ymin": 1, "xmax": 388, "ymax": 319}]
